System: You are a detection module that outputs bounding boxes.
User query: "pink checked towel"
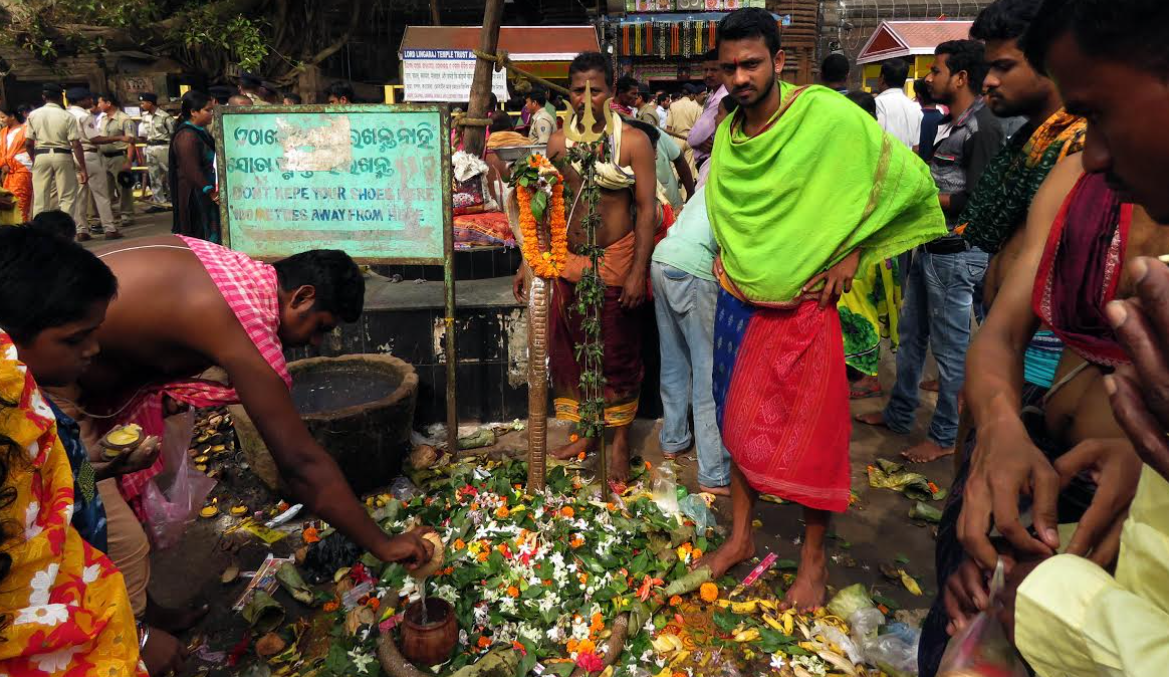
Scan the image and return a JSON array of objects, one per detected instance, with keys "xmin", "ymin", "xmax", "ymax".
[{"xmin": 110, "ymin": 237, "xmax": 293, "ymax": 519}]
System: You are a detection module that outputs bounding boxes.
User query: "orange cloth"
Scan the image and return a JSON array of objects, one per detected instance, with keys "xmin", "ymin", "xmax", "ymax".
[
  {"xmin": 562, "ymin": 231, "xmax": 637, "ymax": 286},
  {"xmin": 2, "ymin": 124, "xmax": 32, "ymax": 222}
]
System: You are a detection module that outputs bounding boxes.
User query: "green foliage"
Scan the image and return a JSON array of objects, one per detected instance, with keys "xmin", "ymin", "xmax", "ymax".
[{"xmin": 175, "ymin": 7, "xmax": 269, "ymax": 71}]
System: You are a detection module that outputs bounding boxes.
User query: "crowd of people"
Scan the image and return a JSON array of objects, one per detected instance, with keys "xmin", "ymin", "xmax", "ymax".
[{"xmin": 1, "ymin": 0, "xmax": 1169, "ymax": 674}]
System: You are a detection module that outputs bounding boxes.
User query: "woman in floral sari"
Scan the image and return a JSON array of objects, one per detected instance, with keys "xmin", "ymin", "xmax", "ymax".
[
  {"xmin": 838, "ymin": 258, "xmax": 902, "ymax": 398},
  {"xmin": 0, "ymin": 331, "xmax": 146, "ymax": 675},
  {"xmin": 0, "ymin": 104, "xmax": 33, "ymax": 223}
]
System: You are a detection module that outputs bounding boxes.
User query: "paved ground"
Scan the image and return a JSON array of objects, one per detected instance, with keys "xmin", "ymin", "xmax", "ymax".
[{"xmin": 108, "ymin": 202, "xmax": 952, "ymax": 672}]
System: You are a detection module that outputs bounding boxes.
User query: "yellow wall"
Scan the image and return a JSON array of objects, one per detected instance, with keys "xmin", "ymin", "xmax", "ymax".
[{"xmin": 862, "ymin": 55, "xmax": 936, "ymax": 96}]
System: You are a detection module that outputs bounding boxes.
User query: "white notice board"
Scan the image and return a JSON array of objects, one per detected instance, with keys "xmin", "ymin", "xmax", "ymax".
[{"xmin": 402, "ymin": 49, "xmax": 509, "ymax": 103}]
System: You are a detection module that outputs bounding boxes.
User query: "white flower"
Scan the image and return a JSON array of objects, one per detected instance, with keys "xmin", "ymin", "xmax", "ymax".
[
  {"xmin": 81, "ymin": 564, "xmax": 101, "ymax": 584},
  {"xmin": 32, "ymin": 645, "xmax": 80, "ymax": 673},
  {"xmin": 459, "ymin": 629, "xmax": 469, "ymax": 646},
  {"xmin": 639, "ymin": 650, "xmax": 654, "ymax": 664},
  {"xmin": 642, "ymin": 618, "xmax": 655, "ymax": 633},
  {"xmin": 29, "ymin": 563, "xmax": 59, "ymax": 607},
  {"xmin": 769, "ymin": 654, "xmax": 786, "ymax": 671},
  {"xmin": 474, "ymin": 605, "xmax": 490, "ymax": 628},
  {"xmin": 537, "ymin": 596, "xmax": 557, "ymax": 614},
  {"xmin": 499, "ymin": 596, "xmax": 517, "ymax": 614},
  {"xmin": 15, "ymin": 603, "xmax": 69, "ymax": 626},
  {"xmin": 24, "ymin": 502, "xmax": 42, "ymax": 541},
  {"xmin": 349, "ymin": 649, "xmax": 377, "ymax": 674},
  {"xmin": 546, "ymin": 626, "xmax": 566, "ymax": 643}
]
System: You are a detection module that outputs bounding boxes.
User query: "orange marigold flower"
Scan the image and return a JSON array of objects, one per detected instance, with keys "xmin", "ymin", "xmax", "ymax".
[
  {"xmin": 692, "ymin": 549, "xmax": 703, "ymax": 560},
  {"xmin": 570, "ymin": 536, "xmax": 585, "ymax": 549},
  {"xmin": 699, "ymin": 582, "xmax": 719, "ymax": 603},
  {"xmin": 578, "ymin": 573, "xmax": 589, "ymax": 585},
  {"xmin": 495, "ymin": 505, "xmax": 510, "ymax": 519},
  {"xmin": 645, "ymin": 461, "xmax": 653, "ymax": 470},
  {"xmin": 566, "ymin": 639, "xmax": 579, "ymax": 653},
  {"xmin": 669, "ymin": 595, "xmax": 683, "ymax": 607},
  {"xmin": 478, "ymin": 636, "xmax": 493, "ymax": 649},
  {"xmin": 302, "ymin": 526, "xmax": 320, "ymax": 544},
  {"xmin": 453, "ymin": 538, "xmax": 466, "ymax": 550},
  {"xmin": 577, "ymin": 639, "xmax": 596, "ymax": 654},
  {"xmin": 366, "ymin": 597, "xmax": 381, "ymax": 610},
  {"xmin": 569, "ymin": 433, "xmax": 580, "ymax": 443},
  {"xmin": 477, "ymin": 551, "xmax": 490, "ymax": 562},
  {"xmin": 507, "ymin": 586, "xmax": 520, "ymax": 598},
  {"xmin": 322, "ymin": 601, "xmax": 340, "ymax": 612},
  {"xmin": 561, "ymin": 506, "xmax": 575, "ymax": 518}
]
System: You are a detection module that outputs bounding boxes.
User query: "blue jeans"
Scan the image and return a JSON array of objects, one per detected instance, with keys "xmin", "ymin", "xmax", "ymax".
[
  {"xmin": 651, "ymin": 262, "xmax": 731, "ymax": 487},
  {"xmin": 882, "ymin": 248, "xmax": 988, "ymax": 448}
]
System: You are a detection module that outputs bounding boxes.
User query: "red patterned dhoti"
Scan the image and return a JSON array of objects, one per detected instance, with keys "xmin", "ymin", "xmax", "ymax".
[{"xmin": 712, "ymin": 291, "xmax": 851, "ymax": 512}]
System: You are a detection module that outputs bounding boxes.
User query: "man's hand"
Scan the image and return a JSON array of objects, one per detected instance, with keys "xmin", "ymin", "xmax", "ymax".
[
  {"xmin": 1053, "ymin": 438, "xmax": 1140, "ymax": 567},
  {"xmin": 958, "ymin": 419, "xmax": 1060, "ymax": 570},
  {"xmin": 92, "ymin": 435, "xmax": 161, "ymax": 480},
  {"xmin": 696, "ymin": 138, "xmax": 714, "ymax": 155},
  {"xmin": 620, "ymin": 265, "xmax": 647, "ymax": 309},
  {"xmin": 78, "ymin": 170, "xmax": 89, "ymax": 185},
  {"xmin": 942, "ymin": 558, "xmax": 991, "ymax": 636},
  {"xmin": 209, "ymin": 188, "xmax": 220, "ymax": 205},
  {"xmin": 141, "ymin": 627, "xmax": 187, "ymax": 675},
  {"xmin": 1104, "ymin": 257, "xmax": 1169, "ymax": 482},
  {"xmin": 377, "ymin": 528, "xmax": 436, "ymax": 572},
  {"xmin": 803, "ymin": 250, "xmax": 860, "ymax": 309},
  {"xmin": 513, "ymin": 265, "xmax": 528, "ymax": 304},
  {"xmin": 994, "ymin": 557, "xmax": 1044, "ymax": 643}
]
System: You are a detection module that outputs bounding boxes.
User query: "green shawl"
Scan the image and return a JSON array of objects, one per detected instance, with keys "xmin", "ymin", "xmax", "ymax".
[{"xmin": 707, "ymin": 83, "xmax": 947, "ymax": 305}]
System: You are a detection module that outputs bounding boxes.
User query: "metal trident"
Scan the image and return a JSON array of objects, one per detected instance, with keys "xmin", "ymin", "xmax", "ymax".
[{"xmin": 565, "ymin": 80, "xmax": 614, "ymax": 144}]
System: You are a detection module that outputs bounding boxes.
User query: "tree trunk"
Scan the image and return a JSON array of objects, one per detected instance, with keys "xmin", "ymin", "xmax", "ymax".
[
  {"xmin": 430, "ymin": 0, "xmax": 441, "ymax": 26},
  {"xmin": 461, "ymin": 0, "xmax": 505, "ymax": 158}
]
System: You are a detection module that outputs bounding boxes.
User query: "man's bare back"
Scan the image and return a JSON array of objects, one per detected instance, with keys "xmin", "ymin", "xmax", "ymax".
[{"xmin": 81, "ymin": 235, "xmax": 254, "ymax": 402}]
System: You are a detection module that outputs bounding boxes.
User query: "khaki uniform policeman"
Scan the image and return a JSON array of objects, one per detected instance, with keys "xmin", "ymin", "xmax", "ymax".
[
  {"xmin": 66, "ymin": 88, "xmax": 119, "ymax": 240},
  {"xmin": 137, "ymin": 92, "xmax": 174, "ymax": 206},
  {"xmin": 25, "ymin": 83, "xmax": 87, "ymax": 218},
  {"xmin": 95, "ymin": 93, "xmax": 137, "ymax": 226}
]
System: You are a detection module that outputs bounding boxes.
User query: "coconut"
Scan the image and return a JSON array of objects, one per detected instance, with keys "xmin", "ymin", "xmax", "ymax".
[{"xmin": 411, "ymin": 532, "xmax": 445, "ymax": 579}]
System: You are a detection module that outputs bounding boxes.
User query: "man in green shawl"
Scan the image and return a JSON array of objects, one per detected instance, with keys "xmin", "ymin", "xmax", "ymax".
[{"xmin": 700, "ymin": 8, "xmax": 947, "ymax": 610}]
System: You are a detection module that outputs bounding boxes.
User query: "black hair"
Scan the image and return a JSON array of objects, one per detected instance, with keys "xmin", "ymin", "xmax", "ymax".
[
  {"xmin": 283, "ymin": 92, "xmax": 303, "ymax": 104},
  {"xmin": 98, "ymin": 92, "xmax": 120, "ymax": 107},
  {"xmin": 1, "ymin": 103, "xmax": 25, "ymax": 124},
  {"xmin": 703, "ymin": 49, "xmax": 719, "ymax": 62},
  {"xmin": 971, "ymin": 0, "xmax": 1043, "ymax": 42},
  {"xmin": 615, "ymin": 75, "xmax": 640, "ymax": 94},
  {"xmin": 273, "ymin": 250, "xmax": 364, "ymax": 323},
  {"xmin": 880, "ymin": 58, "xmax": 911, "ymax": 88},
  {"xmin": 26, "ymin": 210, "xmax": 76, "ymax": 241},
  {"xmin": 913, "ymin": 78, "xmax": 935, "ymax": 105},
  {"xmin": 656, "ymin": 92, "xmax": 670, "ymax": 105},
  {"xmin": 821, "ymin": 53, "xmax": 850, "ymax": 82},
  {"xmin": 180, "ymin": 90, "xmax": 212, "ymax": 121},
  {"xmin": 488, "ymin": 110, "xmax": 514, "ymax": 133},
  {"xmin": 936, "ymin": 40, "xmax": 989, "ymax": 92},
  {"xmin": 526, "ymin": 87, "xmax": 548, "ymax": 106},
  {"xmin": 1024, "ymin": 0, "xmax": 1169, "ymax": 75},
  {"xmin": 845, "ymin": 90, "xmax": 878, "ymax": 119},
  {"xmin": 638, "ymin": 89, "xmax": 651, "ymax": 101},
  {"xmin": 16, "ymin": 105, "xmax": 31, "ymax": 120},
  {"xmin": 0, "ymin": 227, "xmax": 117, "ymax": 343},
  {"xmin": 488, "ymin": 92, "xmax": 499, "ymax": 111},
  {"xmin": 569, "ymin": 52, "xmax": 614, "ymax": 89},
  {"xmin": 66, "ymin": 91, "xmax": 91, "ymax": 106},
  {"xmin": 325, "ymin": 81, "xmax": 356, "ymax": 103},
  {"xmin": 718, "ymin": 7, "xmax": 781, "ymax": 56}
]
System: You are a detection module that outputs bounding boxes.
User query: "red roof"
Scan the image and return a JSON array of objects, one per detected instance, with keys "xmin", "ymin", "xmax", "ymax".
[
  {"xmin": 400, "ymin": 25, "xmax": 600, "ymax": 61},
  {"xmin": 857, "ymin": 21, "xmax": 973, "ymax": 64}
]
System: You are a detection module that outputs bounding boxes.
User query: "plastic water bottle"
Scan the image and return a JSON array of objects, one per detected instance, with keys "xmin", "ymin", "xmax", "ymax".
[{"xmin": 652, "ymin": 462, "xmax": 679, "ymax": 515}]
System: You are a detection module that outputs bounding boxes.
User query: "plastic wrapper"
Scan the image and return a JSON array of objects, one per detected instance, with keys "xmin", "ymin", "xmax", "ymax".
[
  {"xmin": 389, "ymin": 476, "xmax": 421, "ymax": 501},
  {"xmin": 827, "ymin": 582, "xmax": 875, "ymax": 619},
  {"xmin": 678, "ymin": 493, "xmax": 715, "ymax": 531},
  {"xmin": 142, "ymin": 410, "xmax": 217, "ymax": 549},
  {"xmin": 868, "ymin": 458, "xmax": 935, "ymax": 501},
  {"xmin": 651, "ymin": 462, "xmax": 679, "ymax": 515},
  {"xmin": 938, "ymin": 559, "xmax": 1029, "ymax": 677}
]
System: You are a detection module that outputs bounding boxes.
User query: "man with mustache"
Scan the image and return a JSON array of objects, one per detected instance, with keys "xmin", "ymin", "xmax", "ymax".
[{"xmin": 697, "ymin": 8, "xmax": 946, "ymax": 609}]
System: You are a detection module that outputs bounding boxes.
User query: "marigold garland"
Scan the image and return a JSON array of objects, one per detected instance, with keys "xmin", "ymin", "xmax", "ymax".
[{"xmin": 515, "ymin": 154, "xmax": 569, "ymax": 279}]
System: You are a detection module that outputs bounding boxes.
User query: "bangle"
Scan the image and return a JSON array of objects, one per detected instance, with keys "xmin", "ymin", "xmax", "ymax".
[
  {"xmin": 202, "ymin": 185, "xmax": 214, "ymax": 194},
  {"xmin": 138, "ymin": 623, "xmax": 150, "ymax": 650}
]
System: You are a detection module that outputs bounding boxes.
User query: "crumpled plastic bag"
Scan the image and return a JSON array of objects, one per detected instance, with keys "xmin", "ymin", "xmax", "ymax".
[
  {"xmin": 938, "ymin": 559, "xmax": 1028, "ymax": 677},
  {"xmin": 827, "ymin": 583, "xmax": 876, "ymax": 619},
  {"xmin": 868, "ymin": 458, "xmax": 935, "ymax": 502},
  {"xmin": 142, "ymin": 410, "xmax": 217, "ymax": 549},
  {"xmin": 678, "ymin": 494, "xmax": 716, "ymax": 531}
]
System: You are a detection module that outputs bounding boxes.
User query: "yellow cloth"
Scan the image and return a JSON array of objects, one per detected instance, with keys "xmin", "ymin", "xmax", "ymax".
[
  {"xmin": 1016, "ymin": 465, "xmax": 1169, "ymax": 676},
  {"xmin": 0, "ymin": 331, "xmax": 145, "ymax": 675}
]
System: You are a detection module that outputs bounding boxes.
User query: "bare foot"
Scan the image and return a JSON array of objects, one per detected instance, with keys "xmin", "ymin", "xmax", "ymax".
[
  {"xmin": 782, "ymin": 549, "xmax": 828, "ymax": 612},
  {"xmin": 698, "ymin": 484, "xmax": 731, "ymax": 497},
  {"xmin": 550, "ymin": 435, "xmax": 593, "ymax": 461},
  {"xmin": 849, "ymin": 375, "xmax": 881, "ymax": 399},
  {"xmin": 700, "ymin": 536, "xmax": 756, "ymax": 578},
  {"xmin": 854, "ymin": 412, "xmax": 887, "ymax": 427},
  {"xmin": 901, "ymin": 440, "xmax": 954, "ymax": 463},
  {"xmin": 920, "ymin": 379, "xmax": 939, "ymax": 392},
  {"xmin": 609, "ymin": 432, "xmax": 630, "ymax": 484}
]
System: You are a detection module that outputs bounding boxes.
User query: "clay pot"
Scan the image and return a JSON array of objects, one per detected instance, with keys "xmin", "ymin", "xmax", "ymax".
[{"xmin": 400, "ymin": 598, "xmax": 458, "ymax": 667}]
